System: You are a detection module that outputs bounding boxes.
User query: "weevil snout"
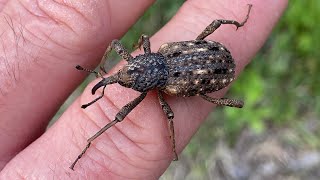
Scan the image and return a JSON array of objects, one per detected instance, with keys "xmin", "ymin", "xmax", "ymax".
[
  {"xmin": 91, "ymin": 66, "xmax": 137, "ymax": 95},
  {"xmin": 91, "ymin": 74, "xmax": 119, "ymax": 95}
]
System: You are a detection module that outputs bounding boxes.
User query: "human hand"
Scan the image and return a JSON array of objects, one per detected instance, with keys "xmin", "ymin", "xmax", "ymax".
[{"xmin": 0, "ymin": 0, "xmax": 287, "ymax": 179}]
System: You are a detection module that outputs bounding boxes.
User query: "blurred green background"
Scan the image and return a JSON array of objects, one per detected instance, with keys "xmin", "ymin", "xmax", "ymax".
[{"xmin": 52, "ymin": 0, "xmax": 320, "ymax": 179}]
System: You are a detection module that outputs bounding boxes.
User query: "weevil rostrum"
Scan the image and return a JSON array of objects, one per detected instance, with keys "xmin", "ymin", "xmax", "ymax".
[{"xmin": 70, "ymin": 4, "xmax": 252, "ymax": 170}]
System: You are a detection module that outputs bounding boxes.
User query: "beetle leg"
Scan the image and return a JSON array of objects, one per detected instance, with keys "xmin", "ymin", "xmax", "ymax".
[
  {"xmin": 200, "ymin": 94, "xmax": 244, "ymax": 108},
  {"xmin": 70, "ymin": 92, "xmax": 147, "ymax": 170},
  {"xmin": 196, "ymin": 4, "xmax": 252, "ymax": 40},
  {"xmin": 133, "ymin": 34, "xmax": 151, "ymax": 54},
  {"xmin": 104, "ymin": 40, "xmax": 133, "ymax": 60},
  {"xmin": 158, "ymin": 91, "xmax": 178, "ymax": 161},
  {"xmin": 99, "ymin": 39, "xmax": 134, "ymax": 73}
]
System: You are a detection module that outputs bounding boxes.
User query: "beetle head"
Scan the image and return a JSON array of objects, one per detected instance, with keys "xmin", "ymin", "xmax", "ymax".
[{"xmin": 91, "ymin": 66, "xmax": 136, "ymax": 95}]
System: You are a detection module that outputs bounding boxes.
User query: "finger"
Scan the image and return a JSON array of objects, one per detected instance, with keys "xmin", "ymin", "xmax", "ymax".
[
  {"xmin": 0, "ymin": 0, "xmax": 8, "ymax": 11},
  {"xmin": 0, "ymin": 0, "xmax": 288, "ymax": 179},
  {"xmin": 0, "ymin": 0, "xmax": 155, "ymax": 169}
]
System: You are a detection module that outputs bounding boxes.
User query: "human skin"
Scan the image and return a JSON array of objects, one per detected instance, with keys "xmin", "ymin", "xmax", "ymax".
[{"xmin": 0, "ymin": 0, "xmax": 287, "ymax": 179}]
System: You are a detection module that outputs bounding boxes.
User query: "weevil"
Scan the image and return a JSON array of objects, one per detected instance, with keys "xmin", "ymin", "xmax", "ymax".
[{"xmin": 70, "ymin": 4, "xmax": 252, "ymax": 170}]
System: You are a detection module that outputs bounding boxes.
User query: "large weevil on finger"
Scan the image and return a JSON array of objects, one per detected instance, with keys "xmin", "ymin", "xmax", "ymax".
[{"xmin": 70, "ymin": 4, "xmax": 252, "ymax": 170}]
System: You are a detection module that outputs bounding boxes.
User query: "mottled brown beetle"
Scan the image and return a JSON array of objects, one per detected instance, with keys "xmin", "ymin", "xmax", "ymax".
[{"xmin": 70, "ymin": 4, "xmax": 252, "ymax": 170}]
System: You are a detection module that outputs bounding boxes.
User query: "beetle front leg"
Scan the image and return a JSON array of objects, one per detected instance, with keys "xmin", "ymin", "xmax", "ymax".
[
  {"xmin": 200, "ymin": 94, "xmax": 244, "ymax": 108},
  {"xmin": 158, "ymin": 91, "xmax": 178, "ymax": 161},
  {"xmin": 103, "ymin": 39, "xmax": 133, "ymax": 61},
  {"xmin": 70, "ymin": 92, "xmax": 147, "ymax": 170},
  {"xmin": 99, "ymin": 40, "xmax": 134, "ymax": 73},
  {"xmin": 196, "ymin": 4, "xmax": 252, "ymax": 40},
  {"xmin": 134, "ymin": 34, "xmax": 151, "ymax": 54}
]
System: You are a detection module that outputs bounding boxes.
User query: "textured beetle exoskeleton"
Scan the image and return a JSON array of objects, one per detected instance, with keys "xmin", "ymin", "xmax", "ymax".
[{"xmin": 70, "ymin": 4, "xmax": 252, "ymax": 170}]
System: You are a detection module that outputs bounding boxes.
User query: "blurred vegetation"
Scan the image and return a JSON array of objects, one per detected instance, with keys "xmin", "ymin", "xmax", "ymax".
[
  {"xmin": 52, "ymin": 0, "xmax": 320, "ymax": 178},
  {"xmin": 225, "ymin": 0, "xmax": 320, "ymax": 136}
]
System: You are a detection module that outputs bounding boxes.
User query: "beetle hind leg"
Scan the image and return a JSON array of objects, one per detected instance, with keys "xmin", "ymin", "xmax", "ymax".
[
  {"xmin": 196, "ymin": 4, "xmax": 252, "ymax": 40},
  {"xmin": 200, "ymin": 94, "xmax": 244, "ymax": 108}
]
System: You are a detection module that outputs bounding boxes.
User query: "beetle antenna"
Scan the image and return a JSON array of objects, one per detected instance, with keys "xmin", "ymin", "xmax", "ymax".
[
  {"xmin": 76, "ymin": 65, "xmax": 104, "ymax": 78},
  {"xmin": 81, "ymin": 85, "xmax": 107, "ymax": 109},
  {"xmin": 91, "ymin": 75, "xmax": 118, "ymax": 95},
  {"xmin": 81, "ymin": 75, "xmax": 118, "ymax": 109}
]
